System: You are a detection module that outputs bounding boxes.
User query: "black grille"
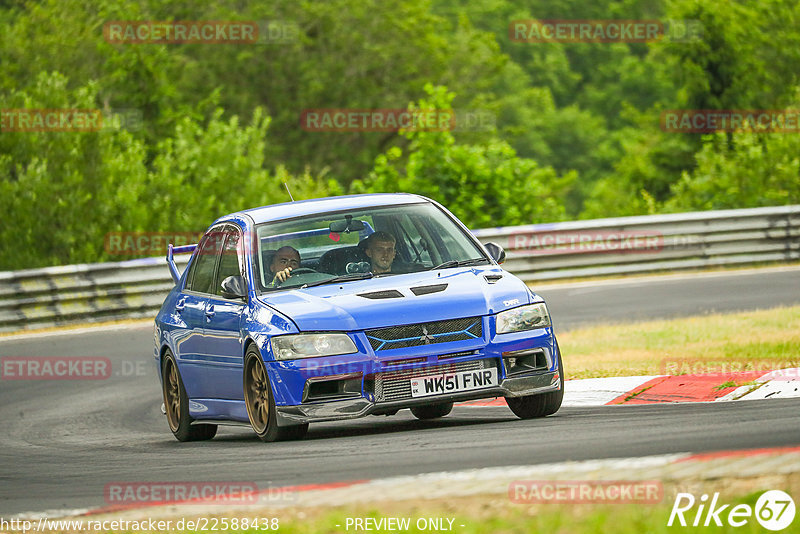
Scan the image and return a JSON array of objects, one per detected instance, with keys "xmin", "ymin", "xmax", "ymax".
[
  {"xmin": 365, "ymin": 317, "xmax": 483, "ymax": 351},
  {"xmin": 372, "ymin": 359, "xmax": 497, "ymax": 402}
]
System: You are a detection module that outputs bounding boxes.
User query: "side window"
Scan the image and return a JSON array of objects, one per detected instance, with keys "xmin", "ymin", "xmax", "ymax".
[
  {"xmin": 214, "ymin": 227, "xmax": 243, "ymax": 297},
  {"xmin": 183, "ymin": 250, "xmax": 200, "ymax": 291},
  {"xmin": 184, "ymin": 235, "xmax": 209, "ymax": 291},
  {"xmin": 186, "ymin": 229, "xmax": 224, "ymax": 294}
]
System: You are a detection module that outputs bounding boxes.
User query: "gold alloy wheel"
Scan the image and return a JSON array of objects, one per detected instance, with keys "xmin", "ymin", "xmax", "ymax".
[
  {"xmin": 246, "ymin": 358, "xmax": 270, "ymax": 433},
  {"xmin": 164, "ymin": 359, "xmax": 181, "ymax": 432}
]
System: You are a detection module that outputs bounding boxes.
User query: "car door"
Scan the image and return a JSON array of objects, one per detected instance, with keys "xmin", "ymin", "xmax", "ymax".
[
  {"xmin": 201, "ymin": 225, "xmax": 248, "ymax": 401},
  {"xmin": 175, "ymin": 227, "xmax": 225, "ymax": 399}
]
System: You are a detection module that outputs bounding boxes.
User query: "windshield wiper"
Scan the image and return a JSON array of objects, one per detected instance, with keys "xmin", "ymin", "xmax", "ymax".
[
  {"xmin": 300, "ymin": 272, "xmax": 374, "ymax": 288},
  {"xmin": 430, "ymin": 258, "xmax": 491, "ymax": 270}
]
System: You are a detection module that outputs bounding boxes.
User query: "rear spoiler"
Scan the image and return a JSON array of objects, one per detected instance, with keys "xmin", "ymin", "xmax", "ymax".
[{"xmin": 166, "ymin": 243, "xmax": 197, "ymax": 284}]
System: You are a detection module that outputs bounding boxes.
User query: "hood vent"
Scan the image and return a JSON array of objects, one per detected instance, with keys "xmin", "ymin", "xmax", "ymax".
[
  {"xmin": 357, "ymin": 289, "xmax": 404, "ymax": 299},
  {"xmin": 484, "ymin": 274, "xmax": 503, "ymax": 284},
  {"xmin": 410, "ymin": 283, "xmax": 448, "ymax": 296}
]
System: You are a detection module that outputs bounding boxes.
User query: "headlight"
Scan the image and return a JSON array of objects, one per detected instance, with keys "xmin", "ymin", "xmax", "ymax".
[
  {"xmin": 496, "ymin": 303, "xmax": 551, "ymax": 333},
  {"xmin": 271, "ymin": 333, "xmax": 357, "ymax": 360}
]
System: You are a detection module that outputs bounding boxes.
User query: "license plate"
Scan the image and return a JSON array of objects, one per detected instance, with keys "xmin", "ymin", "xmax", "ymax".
[{"xmin": 410, "ymin": 367, "xmax": 498, "ymax": 398}]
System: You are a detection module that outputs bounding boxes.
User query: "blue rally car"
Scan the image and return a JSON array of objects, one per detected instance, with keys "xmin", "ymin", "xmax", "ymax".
[{"xmin": 155, "ymin": 194, "xmax": 563, "ymax": 442}]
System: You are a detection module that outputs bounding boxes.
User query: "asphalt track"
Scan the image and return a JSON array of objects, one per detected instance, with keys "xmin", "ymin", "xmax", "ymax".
[
  {"xmin": 534, "ymin": 266, "xmax": 800, "ymax": 330},
  {"xmin": 1, "ymin": 267, "xmax": 799, "ymax": 516}
]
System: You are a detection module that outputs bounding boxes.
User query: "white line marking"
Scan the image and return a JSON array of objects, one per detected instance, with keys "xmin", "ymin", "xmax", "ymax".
[
  {"xmin": 717, "ymin": 368, "xmax": 800, "ymax": 401},
  {"xmin": 563, "ymin": 376, "xmax": 663, "ymax": 406},
  {"xmin": 0, "ymin": 321, "xmax": 153, "ymax": 343}
]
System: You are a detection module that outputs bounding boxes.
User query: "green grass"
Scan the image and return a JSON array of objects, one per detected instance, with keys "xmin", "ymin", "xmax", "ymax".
[
  {"xmin": 712, "ymin": 379, "xmax": 757, "ymax": 391},
  {"xmin": 558, "ymin": 305, "xmax": 800, "ymax": 379},
  {"xmin": 163, "ymin": 489, "xmax": 786, "ymax": 534}
]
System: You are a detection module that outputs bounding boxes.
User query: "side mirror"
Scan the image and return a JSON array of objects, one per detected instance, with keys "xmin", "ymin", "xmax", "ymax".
[
  {"xmin": 220, "ymin": 275, "xmax": 247, "ymax": 300},
  {"xmin": 483, "ymin": 242, "xmax": 506, "ymax": 264}
]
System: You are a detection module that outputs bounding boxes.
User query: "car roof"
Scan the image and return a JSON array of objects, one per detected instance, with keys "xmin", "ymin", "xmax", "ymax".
[{"xmin": 233, "ymin": 193, "xmax": 431, "ymax": 225}]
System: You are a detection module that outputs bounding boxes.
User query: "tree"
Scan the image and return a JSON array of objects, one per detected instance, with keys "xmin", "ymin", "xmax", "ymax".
[
  {"xmin": 356, "ymin": 85, "xmax": 573, "ymax": 228},
  {"xmin": 666, "ymin": 132, "xmax": 800, "ymax": 211}
]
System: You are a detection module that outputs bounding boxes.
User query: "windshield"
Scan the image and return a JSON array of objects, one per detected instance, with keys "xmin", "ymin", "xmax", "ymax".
[{"xmin": 254, "ymin": 201, "xmax": 487, "ymax": 291}]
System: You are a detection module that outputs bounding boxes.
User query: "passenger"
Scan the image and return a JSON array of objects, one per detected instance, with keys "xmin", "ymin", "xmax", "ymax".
[
  {"xmin": 363, "ymin": 231, "xmax": 397, "ymax": 274},
  {"xmin": 269, "ymin": 246, "xmax": 300, "ymax": 286}
]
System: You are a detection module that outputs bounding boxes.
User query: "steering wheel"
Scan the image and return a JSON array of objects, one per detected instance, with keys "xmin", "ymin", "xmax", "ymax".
[
  {"xmin": 271, "ymin": 267, "xmax": 318, "ymax": 287},
  {"xmin": 288, "ymin": 268, "xmax": 317, "ymax": 276}
]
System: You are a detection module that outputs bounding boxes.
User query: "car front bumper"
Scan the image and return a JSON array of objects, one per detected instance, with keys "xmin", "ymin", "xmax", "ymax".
[{"xmin": 274, "ymin": 369, "xmax": 560, "ymax": 425}]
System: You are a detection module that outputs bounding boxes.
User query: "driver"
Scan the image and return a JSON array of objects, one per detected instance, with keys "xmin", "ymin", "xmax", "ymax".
[
  {"xmin": 363, "ymin": 231, "xmax": 397, "ymax": 274},
  {"xmin": 269, "ymin": 246, "xmax": 300, "ymax": 286}
]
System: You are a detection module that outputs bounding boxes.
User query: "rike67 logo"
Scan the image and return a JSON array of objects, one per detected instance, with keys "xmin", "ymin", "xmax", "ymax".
[{"xmin": 668, "ymin": 490, "xmax": 795, "ymax": 530}]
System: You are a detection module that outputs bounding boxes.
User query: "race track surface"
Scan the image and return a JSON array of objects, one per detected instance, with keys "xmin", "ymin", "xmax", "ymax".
[
  {"xmin": 535, "ymin": 266, "xmax": 800, "ymax": 329},
  {"xmin": 1, "ymin": 267, "xmax": 799, "ymax": 515}
]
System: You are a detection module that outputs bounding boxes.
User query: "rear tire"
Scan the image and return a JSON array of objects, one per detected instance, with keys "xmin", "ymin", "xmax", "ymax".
[
  {"xmin": 162, "ymin": 351, "xmax": 218, "ymax": 442},
  {"xmin": 505, "ymin": 344, "xmax": 564, "ymax": 419},
  {"xmin": 244, "ymin": 346, "xmax": 308, "ymax": 442},
  {"xmin": 410, "ymin": 402, "xmax": 454, "ymax": 420}
]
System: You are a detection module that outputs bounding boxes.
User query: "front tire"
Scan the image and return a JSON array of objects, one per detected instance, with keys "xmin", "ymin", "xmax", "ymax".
[
  {"xmin": 244, "ymin": 347, "xmax": 308, "ymax": 442},
  {"xmin": 505, "ymin": 344, "xmax": 564, "ymax": 419},
  {"xmin": 162, "ymin": 351, "xmax": 217, "ymax": 442},
  {"xmin": 411, "ymin": 402, "xmax": 453, "ymax": 420}
]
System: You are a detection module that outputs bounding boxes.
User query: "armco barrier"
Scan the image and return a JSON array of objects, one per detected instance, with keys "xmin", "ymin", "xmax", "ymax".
[
  {"xmin": 0, "ymin": 256, "xmax": 188, "ymax": 333},
  {"xmin": 1, "ymin": 205, "xmax": 798, "ymax": 332},
  {"xmin": 472, "ymin": 205, "xmax": 800, "ymax": 282}
]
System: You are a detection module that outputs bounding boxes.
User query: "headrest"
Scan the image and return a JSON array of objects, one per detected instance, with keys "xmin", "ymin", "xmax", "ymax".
[
  {"xmin": 261, "ymin": 249, "xmax": 277, "ymax": 270},
  {"xmin": 318, "ymin": 246, "xmax": 369, "ymax": 275}
]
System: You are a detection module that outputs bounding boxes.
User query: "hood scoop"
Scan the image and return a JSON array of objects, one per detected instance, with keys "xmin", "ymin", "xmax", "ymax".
[
  {"xmin": 357, "ymin": 289, "xmax": 404, "ymax": 299},
  {"xmin": 484, "ymin": 274, "xmax": 503, "ymax": 284},
  {"xmin": 410, "ymin": 283, "xmax": 448, "ymax": 296}
]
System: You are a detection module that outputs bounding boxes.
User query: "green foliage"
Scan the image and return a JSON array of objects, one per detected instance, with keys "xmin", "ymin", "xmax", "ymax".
[
  {"xmin": 0, "ymin": 72, "xmax": 336, "ymax": 270},
  {"xmin": 2, "ymin": 0, "xmax": 800, "ymax": 269},
  {"xmin": 357, "ymin": 85, "xmax": 573, "ymax": 228},
  {"xmin": 666, "ymin": 133, "xmax": 800, "ymax": 211},
  {"xmin": 0, "ymin": 72, "xmax": 150, "ymax": 268}
]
